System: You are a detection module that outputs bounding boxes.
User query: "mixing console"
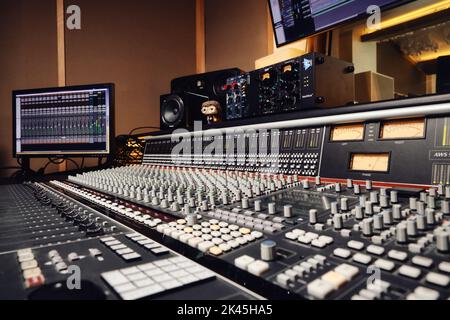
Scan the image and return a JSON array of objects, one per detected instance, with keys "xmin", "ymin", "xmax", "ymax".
[
  {"xmin": 0, "ymin": 183, "xmax": 260, "ymax": 300},
  {"xmin": 2, "ymin": 95, "xmax": 450, "ymax": 300}
]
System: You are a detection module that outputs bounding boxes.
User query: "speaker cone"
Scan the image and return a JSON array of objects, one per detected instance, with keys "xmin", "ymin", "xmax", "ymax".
[{"xmin": 161, "ymin": 95, "xmax": 184, "ymax": 128}]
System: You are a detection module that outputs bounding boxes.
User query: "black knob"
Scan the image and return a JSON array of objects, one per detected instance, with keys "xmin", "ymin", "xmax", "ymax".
[
  {"xmin": 86, "ymin": 223, "xmax": 104, "ymax": 236},
  {"xmin": 316, "ymin": 96, "xmax": 325, "ymax": 104},
  {"xmin": 79, "ymin": 218, "xmax": 95, "ymax": 230}
]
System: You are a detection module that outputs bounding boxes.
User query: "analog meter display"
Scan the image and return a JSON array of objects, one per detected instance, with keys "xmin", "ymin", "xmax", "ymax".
[
  {"xmin": 380, "ymin": 119, "xmax": 425, "ymax": 140},
  {"xmin": 330, "ymin": 124, "xmax": 365, "ymax": 142},
  {"xmin": 350, "ymin": 153, "xmax": 390, "ymax": 172}
]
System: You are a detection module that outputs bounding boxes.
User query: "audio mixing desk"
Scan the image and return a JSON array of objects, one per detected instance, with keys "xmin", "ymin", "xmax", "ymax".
[{"xmin": 2, "ymin": 95, "xmax": 450, "ymax": 300}]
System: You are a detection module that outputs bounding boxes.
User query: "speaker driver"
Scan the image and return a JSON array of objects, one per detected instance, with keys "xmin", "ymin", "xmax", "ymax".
[{"xmin": 161, "ymin": 94, "xmax": 184, "ymax": 128}]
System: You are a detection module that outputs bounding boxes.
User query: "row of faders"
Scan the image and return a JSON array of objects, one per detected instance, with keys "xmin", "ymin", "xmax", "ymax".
[{"xmin": 58, "ymin": 166, "xmax": 450, "ymax": 300}]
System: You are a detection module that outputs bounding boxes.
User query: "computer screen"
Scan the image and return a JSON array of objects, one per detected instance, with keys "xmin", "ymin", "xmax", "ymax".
[
  {"xmin": 13, "ymin": 84, "xmax": 114, "ymax": 157},
  {"xmin": 269, "ymin": 0, "xmax": 412, "ymax": 47}
]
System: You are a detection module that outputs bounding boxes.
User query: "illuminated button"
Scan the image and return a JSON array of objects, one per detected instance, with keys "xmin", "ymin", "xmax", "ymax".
[
  {"xmin": 209, "ymin": 246, "xmax": 223, "ymax": 256},
  {"xmin": 307, "ymin": 279, "xmax": 334, "ymax": 299},
  {"xmin": 183, "ymin": 227, "xmax": 193, "ymax": 233},
  {"xmin": 210, "ymin": 225, "xmax": 220, "ymax": 231},
  {"xmin": 25, "ymin": 275, "xmax": 45, "ymax": 288},
  {"xmin": 334, "ymin": 264, "xmax": 359, "ymax": 280},
  {"xmin": 23, "ymin": 267, "xmax": 42, "ymax": 280},
  {"xmin": 234, "ymin": 255, "xmax": 255, "ymax": 270},
  {"xmin": 239, "ymin": 228, "xmax": 251, "ymax": 235},
  {"xmin": 247, "ymin": 260, "xmax": 270, "ymax": 276},
  {"xmin": 321, "ymin": 271, "xmax": 347, "ymax": 289},
  {"xmin": 177, "ymin": 219, "xmax": 186, "ymax": 225}
]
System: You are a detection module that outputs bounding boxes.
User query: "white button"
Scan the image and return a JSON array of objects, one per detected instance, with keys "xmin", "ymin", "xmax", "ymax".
[
  {"xmin": 367, "ymin": 245, "xmax": 385, "ymax": 256},
  {"xmin": 276, "ymin": 273, "xmax": 291, "ymax": 287},
  {"xmin": 292, "ymin": 229, "xmax": 306, "ymax": 236},
  {"xmin": 398, "ymin": 265, "xmax": 421, "ymax": 279},
  {"xmin": 305, "ymin": 232, "xmax": 319, "ymax": 240},
  {"xmin": 314, "ymin": 255, "xmax": 327, "ymax": 265},
  {"xmin": 311, "ymin": 239, "xmax": 327, "ymax": 248},
  {"xmin": 374, "ymin": 259, "xmax": 395, "ymax": 271},
  {"xmin": 102, "ymin": 271, "xmax": 129, "ymax": 286},
  {"xmin": 120, "ymin": 284, "xmax": 165, "ymax": 300},
  {"xmin": 307, "ymin": 279, "xmax": 335, "ymax": 299},
  {"xmin": 334, "ymin": 263, "xmax": 359, "ymax": 280},
  {"xmin": 234, "ymin": 255, "xmax": 255, "ymax": 270},
  {"xmin": 347, "ymin": 240, "xmax": 365, "ymax": 251},
  {"xmin": 426, "ymin": 272, "xmax": 450, "ymax": 287},
  {"xmin": 438, "ymin": 261, "xmax": 450, "ymax": 274},
  {"xmin": 412, "ymin": 256, "xmax": 433, "ymax": 268},
  {"xmin": 333, "ymin": 248, "xmax": 351, "ymax": 259},
  {"xmin": 285, "ymin": 232, "xmax": 298, "ymax": 240},
  {"xmin": 318, "ymin": 235, "xmax": 334, "ymax": 245},
  {"xmin": 247, "ymin": 260, "xmax": 270, "ymax": 276},
  {"xmin": 388, "ymin": 250, "xmax": 408, "ymax": 262},
  {"xmin": 413, "ymin": 286, "xmax": 439, "ymax": 300},
  {"xmin": 198, "ymin": 241, "xmax": 214, "ymax": 252},
  {"xmin": 298, "ymin": 236, "xmax": 312, "ymax": 244},
  {"xmin": 353, "ymin": 253, "xmax": 372, "ymax": 265}
]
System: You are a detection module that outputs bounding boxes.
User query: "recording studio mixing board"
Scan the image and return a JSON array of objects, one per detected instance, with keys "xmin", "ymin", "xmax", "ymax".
[{"xmin": 2, "ymin": 95, "xmax": 450, "ymax": 300}]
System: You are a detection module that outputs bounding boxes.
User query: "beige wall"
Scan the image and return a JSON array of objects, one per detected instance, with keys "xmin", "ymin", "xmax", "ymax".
[
  {"xmin": 0, "ymin": 0, "xmax": 196, "ymax": 176},
  {"xmin": 205, "ymin": 0, "xmax": 270, "ymax": 72},
  {"xmin": 64, "ymin": 0, "xmax": 197, "ymax": 136},
  {"xmin": 0, "ymin": 0, "xmax": 59, "ymax": 176}
]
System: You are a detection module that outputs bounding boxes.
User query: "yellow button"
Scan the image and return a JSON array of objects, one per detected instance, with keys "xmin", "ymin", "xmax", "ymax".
[
  {"xmin": 239, "ymin": 228, "xmax": 251, "ymax": 235},
  {"xmin": 177, "ymin": 219, "xmax": 187, "ymax": 225},
  {"xmin": 183, "ymin": 227, "xmax": 193, "ymax": 233},
  {"xmin": 210, "ymin": 225, "xmax": 220, "ymax": 231},
  {"xmin": 209, "ymin": 247, "xmax": 223, "ymax": 256},
  {"xmin": 321, "ymin": 271, "xmax": 347, "ymax": 289}
]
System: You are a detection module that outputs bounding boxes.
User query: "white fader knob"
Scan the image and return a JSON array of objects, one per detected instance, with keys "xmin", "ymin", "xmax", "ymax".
[
  {"xmin": 268, "ymin": 203, "xmax": 276, "ymax": 215},
  {"xmin": 260, "ymin": 240, "xmax": 277, "ymax": 261},
  {"xmin": 309, "ymin": 209, "xmax": 318, "ymax": 225},
  {"xmin": 283, "ymin": 205, "xmax": 293, "ymax": 218},
  {"xmin": 436, "ymin": 232, "xmax": 450, "ymax": 253}
]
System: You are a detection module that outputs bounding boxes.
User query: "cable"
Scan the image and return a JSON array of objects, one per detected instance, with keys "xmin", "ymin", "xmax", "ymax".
[
  {"xmin": 129, "ymin": 126, "xmax": 160, "ymax": 135},
  {"xmin": 0, "ymin": 166, "xmax": 21, "ymax": 171}
]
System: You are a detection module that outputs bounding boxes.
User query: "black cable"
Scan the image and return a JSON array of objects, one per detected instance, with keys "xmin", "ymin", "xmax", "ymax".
[
  {"xmin": 49, "ymin": 158, "xmax": 65, "ymax": 165},
  {"xmin": 80, "ymin": 157, "xmax": 85, "ymax": 169},
  {"xmin": 65, "ymin": 158, "xmax": 80, "ymax": 170},
  {"xmin": 0, "ymin": 166, "xmax": 21, "ymax": 171},
  {"xmin": 129, "ymin": 126, "xmax": 160, "ymax": 135}
]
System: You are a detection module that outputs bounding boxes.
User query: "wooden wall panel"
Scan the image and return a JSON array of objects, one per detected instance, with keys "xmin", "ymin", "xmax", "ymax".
[
  {"xmin": 0, "ymin": 0, "xmax": 58, "ymax": 176},
  {"xmin": 64, "ymin": 0, "xmax": 197, "ymax": 136},
  {"xmin": 205, "ymin": 0, "xmax": 269, "ymax": 72}
]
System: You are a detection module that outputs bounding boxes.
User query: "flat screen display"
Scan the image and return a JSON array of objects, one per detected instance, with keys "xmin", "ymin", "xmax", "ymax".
[
  {"xmin": 268, "ymin": 0, "xmax": 412, "ymax": 47},
  {"xmin": 13, "ymin": 84, "xmax": 114, "ymax": 157}
]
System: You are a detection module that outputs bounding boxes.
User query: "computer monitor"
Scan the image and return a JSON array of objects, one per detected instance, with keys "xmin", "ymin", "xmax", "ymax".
[
  {"xmin": 13, "ymin": 84, "xmax": 115, "ymax": 158},
  {"xmin": 268, "ymin": 0, "xmax": 413, "ymax": 47}
]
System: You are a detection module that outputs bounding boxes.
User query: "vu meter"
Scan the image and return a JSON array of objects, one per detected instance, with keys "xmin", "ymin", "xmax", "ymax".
[
  {"xmin": 350, "ymin": 153, "xmax": 390, "ymax": 172},
  {"xmin": 330, "ymin": 124, "xmax": 365, "ymax": 141},
  {"xmin": 380, "ymin": 118, "xmax": 425, "ymax": 139}
]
